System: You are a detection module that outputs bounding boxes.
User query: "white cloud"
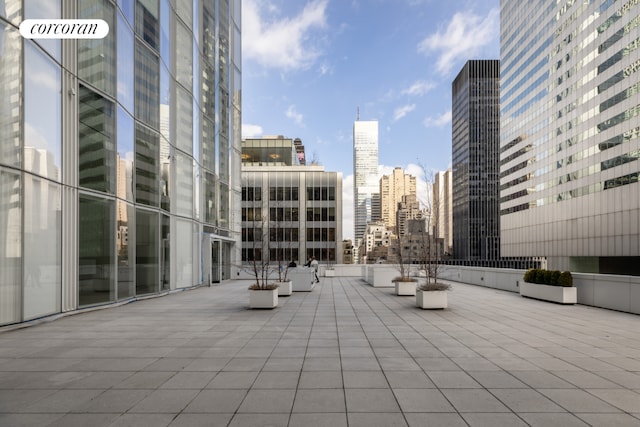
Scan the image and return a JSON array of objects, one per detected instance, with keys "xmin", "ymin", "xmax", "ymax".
[
  {"xmin": 401, "ymin": 80, "xmax": 436, "ymax": 97},
  {"xmin": 285, "ymin": 105, "xmax": 304, "ymax": 125},
  {"xmin": 417, "ymin": 8, "xmax": 499, "ymax": 74},
  {"xmin": 424, "ymin": 110, "xmax": 451, "ymax": 128},
  {"xmin": 393, "ymin": 104, "xmax": 416, "ymax": 121},
  {"xmin": 242, "ymin": 124, "xmax": 264, "ymax": 138},
  {"xmin": 243, "ymin": 0, "xmax": 329, "ymax": 71}
]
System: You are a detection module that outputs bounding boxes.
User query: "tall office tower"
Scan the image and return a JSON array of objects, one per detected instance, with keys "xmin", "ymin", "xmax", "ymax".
[
  {"xmin": 0, "ymin": 0, "xmax": 242, "ymax": 327},
  {"xmin": 380, "ymin": 167, "xmax": 417, "ymax": 233},
  {"xmin": 452, "ymin": 60, "xmax": 501, "ymax": 261},
  {"xmin": 353, "ymin": 119, "xmax": 379, "ymax": 262},
  {"xmin": 434, "ymin": 169, "xmax": 453, "ymax": 255},
  {"xmin": 500, "ymin": 0, "xmax": 640, "ymax": 275}
]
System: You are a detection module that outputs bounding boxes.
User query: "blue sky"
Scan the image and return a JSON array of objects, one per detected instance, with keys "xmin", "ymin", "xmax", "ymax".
[{"xmin": 241, "ymin": 0, "xmax": 500, "ymax": 240}]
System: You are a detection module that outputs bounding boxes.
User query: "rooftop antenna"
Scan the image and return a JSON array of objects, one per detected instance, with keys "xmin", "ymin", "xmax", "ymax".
[{"xmin": 356, "ymin": 107, "xmax": 360, "ymax": 121}]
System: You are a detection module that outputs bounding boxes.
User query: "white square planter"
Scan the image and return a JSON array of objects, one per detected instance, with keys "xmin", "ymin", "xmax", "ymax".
[
  {"xmin": 394, "ymin": 281, "xmax": 416, "ymax": 296},
  {"xmin": 277, "ymin": 280, "xmax": 292, "ymax": 296},
  {"xmin": 249, "ymin": 288, "xmax": 278, "ymax": 309},
  {"xmin": 416, "ymin": 290, "xmax": 447, "ymax": 309},
  {"xmin": 519, "ymin": 281, "xmax": 577, "ymax": 304},
  {"xmin": 325, "ymin": 269, "xmax": 335, "ymax": 277},
  {"xmin": 290, "ymin": 269, "xmax": 316, "ymax": 291}
]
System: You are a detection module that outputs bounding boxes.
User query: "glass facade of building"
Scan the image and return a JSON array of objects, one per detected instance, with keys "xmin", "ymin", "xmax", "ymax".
[
  {"xmin": 0, "ymin": 0, "xmax": 241, "ymax": 326},
  {"xmin": 452, "ymin": 60, "xmax": 501, "ymax": 261},
  {"xmin": 500, "ymin": 0, "xmax": 640, "ymax": 274},
  {"xmin": 353, "ymin": 120, "xmax": 379, "ymax": 262}
]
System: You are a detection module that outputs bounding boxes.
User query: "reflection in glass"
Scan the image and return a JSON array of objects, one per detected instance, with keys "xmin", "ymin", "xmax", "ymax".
[
  {"xmin": 79, "ymin": 194, "xmax": 115, "ymax": 307},
  {"xmin": 24, "ymin": 42, "xmax": 61, "ymax": 182},
  {"xmin": 176, "ymin": 219, "xmax": 192, "ymax": 288},
  {"xmin": 135, "ymin": 40, "xmax": 159, "ymax": 128},
  {"xmin": 176, "ymin": 151, "xmax": 193, "ymax": 217},
  {"xmin": 117, "ymin": 107, "xmax": 135, "ymax": 201},
  {"xmin": 79, "ymin": 85, "xmax": 116, "ymax": 193},
  {"xmin": 204, "ymin": 172, "xmax": 217, "ymax": 225},
  {"xmin": 176, "ymin": 18, "xmax": 192, "ymax": 88},
  {"xmin": 24, "ymin": 0, "xmax": 60, "ymax": 60},
  {"xmin": 79, "ymin": 0, "xmax": 115, "ymax": 96},
  {"xmin": 23, "ymin": 174, "xmax": 61, "ymax": 320},
  {"xmin": 202, "ymin": 117, "xmax": 215, "ymax": 172},
  {"xmin": 1, "ymin": 0, "xmax": 21, "ymax": 24},
  {"xmin": 159, "ymin": 0, "xmax": 170, "ymax": 64},
  {"xmin": 176, "ymin": 85, "xmax": 193, "ymax": 154},
  {"xmin": 160, "ymin": 137, "xmax": 171, "ymax": 211},
  {"xmin": 135, "ymin": 0, "xmax": 159, "ymax": 51},
  {"xmin": 0, "ymin": 21, "xmax": 21, "ymax": 169},
  {"xmin": 0, "ymin": 170, "xmax": 21, "ymax": 325},
  {"xmin": 117, "ymin": 12, "xmax": 135, "ymax": 113},
  {"xmin": 136, "ymin": 208, "xmax": 158, "ymax": 295},
  {"xmin": 117, "ymin": 0, "xmax": 134, "ymax": 26},
  {"xmin": 161, "ymin": 214, "xmax": 169, "ymax": 290},
  {"xmin": 219, "ymin": 182, "xmax": 229, "ymax": 228},
  {"xmin": 135, "ymin": 123, "xmax": 159, "ymax": 206},
  {"xmin": 117, "ymin": 200, "xmax": 134, "ymax": 299},
  {"xmin": 159, "ymin": 62, "xmax": 171, "ymax": 141}
]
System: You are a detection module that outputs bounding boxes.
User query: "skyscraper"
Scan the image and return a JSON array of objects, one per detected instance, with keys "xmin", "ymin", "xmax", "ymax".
[
  {"xmin": 353, "ymin": 119, "xmax": 379, "ymax": 262},
  {"xmin": 380, "ymin": 167, "xmax": 416, "ymax": 233},
  {"xmin": 452, "ymin": 60, "xmax": 501, "ymax": 261},
  {"xmin": 0, "ymin": 0, "xmax": 241, "ymax": 326},
  {"xmin": 434, "ymin": 169, "xmax": 453, "ymax": 255},
  {"xmin": 500, "ymin": 0, "xmax": 640, "ymax": 275}
]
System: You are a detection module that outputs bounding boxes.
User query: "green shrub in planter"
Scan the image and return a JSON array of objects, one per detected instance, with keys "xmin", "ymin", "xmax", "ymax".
[
  {"xmin": 550, "ymin": 270, "xmax": 561, "ymax": 286},
  {"xmin": 543, "ymin": 270, "xmax": 554, "ymax": 285},
  {"xmin": 558, "ymin": 271, "xmax": 573, "ymax": 287},
  {"xmin": 523, "ymin": 269, "xmax": 536, "ymax": 283},
  {"xmin": 535, "ymin": 269, "xmax": 546, "ymax": 284}
]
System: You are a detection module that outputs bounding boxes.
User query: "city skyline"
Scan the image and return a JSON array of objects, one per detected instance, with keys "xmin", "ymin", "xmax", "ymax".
[{"xmin": 241, "ymin": 0, "xmax": 501, "ymax": 240}]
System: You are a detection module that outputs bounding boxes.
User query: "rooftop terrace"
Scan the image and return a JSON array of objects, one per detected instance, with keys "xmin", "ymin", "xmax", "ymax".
[{"xmin": 1, "ymin": 277, "xmax": 640, "ymax": 426}]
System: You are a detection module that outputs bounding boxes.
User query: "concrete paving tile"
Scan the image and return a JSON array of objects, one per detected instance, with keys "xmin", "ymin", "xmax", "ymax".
[
  {"xmin": 228, "ymin": 413, "xmax": 289, "ymax": 427},
  {"xmin": 306, "ymin": 347, "xmax": 341, "ymax": 357},
  {"xmin": 221, "ymin": 357, "xmax": 266, "ymax": 372},
  {"xmin": 47, "ymin": 413, "xmax": 119, "ymax": 427},
  {"xmin": 289, "ymin": 413, "xmax": 347, "ymax": 427},
  {"xmin": 393, "ymin": 389, "xmax": 456, "ymax": 412},
  {"xmin": 263, "ymin": 357, "xmax": 304, "ymax": 371},
  {"xmin": 467, "ymin": 371, "xmax": 528, "ymax": 388},
  {"xmin": 440, "ymin": 389, "xmax": 510, "ymax": 413},
  {"xmin": 168, "ymin": 413, "xmax": 232, "ymax": 427},
  {"xmin": 0, "ymin": 414, "xmax": 64, "ymax": 427},
  {"xmin": 303, "ymin": 357, "xmax": 341, "ymax": 371},
  {"xmin": 291, "ymin": 389, "xmax": 346, "ymax": 413},
  {"xmin": 348, "ymin": 412, "xmax": 408, "ymax": 427},
  {"xmin": 428, "ymin": 371, "xmax": 482, "ymax": 388},
  {"xmin": 379, "ymin": 357, "xmax": 422, "ymax": 371},
  {"xmin": 340, "ymin": 357, "xmax": 381, "ymax": 371},
  {"xmin": 299, "ymin": 371, "xmax": 343, "ymax": 388},
  {"xmin": 142, "ymin": 358, "xmax": 194, "ymax": 371},
  {"xmin": 237, "ymin": 389, "xmax": 296, "ymax": 413},
  {"xmin": 552, "ymin": 371, "xmax": 622, "ymax": 388},
  {"xmin": 19, "ymin": 389, "xmax": 103, "ymax": 413},
  {"xmin": 253, "ymin": 371, "xmax": 300, "ymax": 389},
  {"xmin": 74, "ymin": 389, "xmax": 151, "ymax": 413},
  {"xmin": 595, "ymin": 371, "xmax": 640, "ymax": 389},
  {"xmin": 527, "ymin": 358, "xmax": 584, "ymax": 371},
  {"xmin": 129, "ymin": 389, "xmax": 200, "ymax": 413},
  {"xmin": 207, "ymin": 371, "xmax": 259, "ymax": 389},
  {"xmin": 414, "ymin": 357, "xmax": 460, "ymax": 371},
  {"xmin": 586, "ymin": 389, "xmax": 640, "ymax": 413},
  {"xmin": 271, "ymin": 346, "xmax": 307, "ymax": 357},
  {"xmin": 450, "ymin": 357, "xmax": 500, "ymax": 371},
  {"xmin": 106, "ymin": 413, "xmax": 175, "ymax": 427},
  {"xmin": 461, "ymin": 412, "xmax": 529, "ymax": 427},
  {"xmin": 510, "ymin": 371, "xmax": 576, "ymax": 388},
  {"xmin": 160, "ymin": 371, "xmax": 216, "ymax": 389},
  {"xmin": 342, "ymin": 371, "xmax": 388, "ymax": 388},
  {"xmin": 345, "ymin": 388, "xmax": 400, "ymax": 412},
  {"xmin": 576, "ymin": 413, "xmax": 640, "ymax": 427},
  {"xmin": 113, "ymin": 371, "xmax": 175, "ymax": 389},
  {"xmin": 183, "ymin": 389, "xmax": 247, "ymax": 413},
  {"xmin": 490, "ymin": 388, "xmax": 566, "ymax": 412},
  {"xmin": 404, "ymin": 413, "xmax": 468, "ymax": 427},
  {"xmin": 518, "ymin": 413, "xmax": 590, "ymax": 427},
  {"xmin": 538, "ymin": 389, "xmax": 620, "ymax": 412},
  {"xmin": 385, "ymin": 371, "xmax": 435, "ymax": 389},
  {"xmin": 339, "ymin": 347, "xmax": 375, "ymax": 357}
]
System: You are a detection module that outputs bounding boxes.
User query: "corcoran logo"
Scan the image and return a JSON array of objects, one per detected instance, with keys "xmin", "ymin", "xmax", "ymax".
[{"xmin": 19, "ymin": 19, "xmax": 109, "ymax": 39}]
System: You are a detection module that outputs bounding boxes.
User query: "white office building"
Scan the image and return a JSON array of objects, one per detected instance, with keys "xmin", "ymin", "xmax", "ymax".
[{"xmin": 500, "ymin": 0, "xmax": 640, "ymax": 275}]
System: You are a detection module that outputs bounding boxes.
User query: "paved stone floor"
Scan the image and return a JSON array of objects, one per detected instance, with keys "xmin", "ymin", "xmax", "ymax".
[{"xmin": 1, "ymin": 277, "xmax": 640, "ymax": 427}]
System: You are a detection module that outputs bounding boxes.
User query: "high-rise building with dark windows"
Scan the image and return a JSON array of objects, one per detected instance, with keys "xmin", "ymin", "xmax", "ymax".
[
  {"xmin": 452, "ymin": 60, "xmax": 501, "ymax": 261},
  {"xmin": 0, "ymin": 0, "xmax": 242, "ymax": 326},
  {"xmin": 500, "ymin": 0, "xmax": 640, "ymax": 275}
]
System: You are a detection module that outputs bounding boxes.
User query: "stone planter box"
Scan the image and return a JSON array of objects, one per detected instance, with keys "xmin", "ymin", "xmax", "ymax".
[
  {"xmin": 416, "ymin": 290, "xmax": 447, "ymax": 309},
  {"xmin": 325, "ymin": 269, "xmax": 335, "ymax": 277},
  {"xmin": 249, "ymin": 288, "xmax": 278, "ymax": 309},
  {"xmin": 289, "ymin": 269, "xmax": 316, "ymax": 292},
  {"xmin": 519, "ymin": 281, "xmax": 577, "ymax": 304},
  {"xmin": 394, "ymin": 280, "xmax": 417, "ymax": 296},
  {"xmin": 368, "ymin": 266, "xmax": 397, "ymax": 288},
  {"xmin": 277, "ymin": 280, "xmax": 292, "ymax": 296}
]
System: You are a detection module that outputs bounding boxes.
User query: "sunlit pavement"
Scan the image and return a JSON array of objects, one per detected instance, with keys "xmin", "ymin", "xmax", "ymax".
[{"xmin": 1, "ymin": 277, "xmax": 640, "ymax": 427}]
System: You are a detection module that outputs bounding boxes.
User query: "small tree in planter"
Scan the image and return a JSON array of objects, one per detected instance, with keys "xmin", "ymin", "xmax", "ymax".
[
  {"xmin": 246, "ymin": 214, "xmax": 279, "ymax": 308},
  {"xmin": 415, "ymin": 164, "xmax": 450, "ymax": 309},
  {"xmin": 391, "ymin": 234, "xmax": 418, "ymax": 296},
  {"xmin": 270, "ymin": 205, "xmax": 295, "ymax": 296}
]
